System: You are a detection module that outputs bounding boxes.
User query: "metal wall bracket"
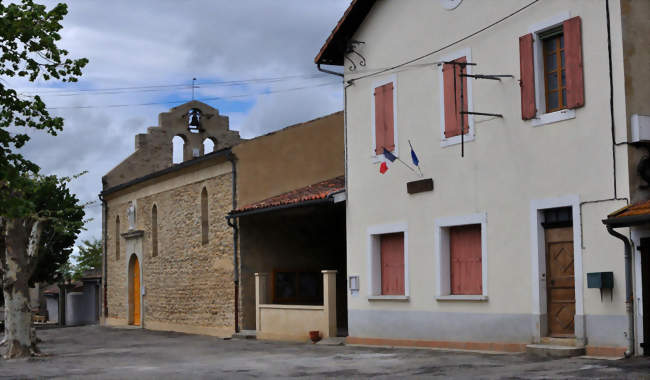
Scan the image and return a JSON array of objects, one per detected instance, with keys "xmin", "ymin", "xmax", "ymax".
[{"xmin": 345, "ymin": 40, "xmax": 366, "ymax": 71}]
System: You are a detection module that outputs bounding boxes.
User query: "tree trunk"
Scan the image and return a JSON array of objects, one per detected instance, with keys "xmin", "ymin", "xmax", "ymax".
[{"xmin": 2, "ymin": 218, "xmax": 40, "ymax": 359}]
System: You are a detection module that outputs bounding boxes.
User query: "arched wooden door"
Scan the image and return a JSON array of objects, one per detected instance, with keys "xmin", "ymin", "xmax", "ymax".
[{"xmin": 130, "ymin": 255, "xmax": 141, "ymax": 326}]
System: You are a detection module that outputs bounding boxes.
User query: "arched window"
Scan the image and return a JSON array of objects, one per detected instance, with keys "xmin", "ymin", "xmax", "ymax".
[
  {"xmin": 115, "ymin": 215, "xmax": 120, "ymax": 260},
  {"xmin": 151, "ymin": 204, "xmax": 158, "ymax": 257},
  {"xmin": 203, "ymin": 138, "xmax": 215, "ymax": 154},
  {"xmin": 201, "ymin": 187, "xmax": 208, "ymax": 245},
  {"xmin": 172, "ymin": 135, "xmax": 185, "ymax": 164}
]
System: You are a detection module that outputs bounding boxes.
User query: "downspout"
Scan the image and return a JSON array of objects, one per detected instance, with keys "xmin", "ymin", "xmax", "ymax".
[
  {"xmin": 605, "ymin": 226, "xmax": 634, "ymax": 357},
  {"xmin": 226, "ymin": 153, "xmax": 239, "ymax": 333},
  {"xmin": 99, "ymin": 191, "xmax": 108, "ymax": 320}
]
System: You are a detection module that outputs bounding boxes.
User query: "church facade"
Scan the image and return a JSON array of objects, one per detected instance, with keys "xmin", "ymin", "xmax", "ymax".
[{"xmin": 101, "ymin": 101, "xmax": 242, "ymax": 336}]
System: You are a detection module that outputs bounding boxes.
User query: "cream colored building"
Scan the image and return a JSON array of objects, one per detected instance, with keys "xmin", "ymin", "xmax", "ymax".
[{"xmin": 316, "ymin": 0, "xmax": 649, "ymax": 356}]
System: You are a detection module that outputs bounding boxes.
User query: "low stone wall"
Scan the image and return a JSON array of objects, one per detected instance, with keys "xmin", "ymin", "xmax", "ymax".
[
  {"xmin": 255, "ymin": 271, "xmax": 336, "ymax": 342},
  {"xmin": 257, "ymin": 305, "xmax": 328, "ymax": 341}
]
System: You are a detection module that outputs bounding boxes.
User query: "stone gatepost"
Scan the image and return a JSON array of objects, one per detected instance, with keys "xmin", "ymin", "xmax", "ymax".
[
  {"xmin": 254, "ymin": 273, "xmax": 269, "ymax": 332},
  {"xmin": 322, "ymin": 270, "xmax": 337, "ymax": 338}
]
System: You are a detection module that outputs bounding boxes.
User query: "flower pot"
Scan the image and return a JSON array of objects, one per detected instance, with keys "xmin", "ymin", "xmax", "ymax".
[{"xmin": 309, "ymin": 330, "xmax": 321, "ymax": 343}]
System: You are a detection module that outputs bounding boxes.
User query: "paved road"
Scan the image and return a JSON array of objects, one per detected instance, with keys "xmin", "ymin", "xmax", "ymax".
[{"xmin": 0, "ymin": 326, "xmax": 649, "ymax": 379}]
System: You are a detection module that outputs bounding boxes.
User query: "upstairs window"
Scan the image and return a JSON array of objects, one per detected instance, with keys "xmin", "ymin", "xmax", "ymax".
[
  {"xmin": 443, "ymin": 57, "xmax": 469, "ymax": 138},
  {"xmin": 372, "ymin": 78, "xmax": 396, "ymax": 156},
  {"xmin": 438, "ymin": 49, "xmax": 474, "ymax": 146},
  {"xmin": 520, "ymin": 16, "xmax": 584, "ymax": 122},
  {"xmin": 542, "ymin": 30, "xmax": 566, "ymax": 113}
]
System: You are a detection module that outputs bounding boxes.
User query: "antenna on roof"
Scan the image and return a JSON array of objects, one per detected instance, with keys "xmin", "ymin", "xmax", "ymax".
[{"xmin": 192, "ymin": 77, "xmax": 197, "ymax": 100}]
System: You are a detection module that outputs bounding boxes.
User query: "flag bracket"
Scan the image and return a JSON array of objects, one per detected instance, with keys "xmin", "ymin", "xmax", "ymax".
[{"xmin": 442, "ymin": 61, "xmax": 509, "ymax": 157}]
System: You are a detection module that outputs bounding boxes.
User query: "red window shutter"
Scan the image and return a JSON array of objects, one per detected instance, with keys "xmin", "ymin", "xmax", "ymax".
[
  {"xmin": 519, "ymin": 33, "xmax": 536, "ymax": 120},
  {"xmin": 374, "ymin": 85, "xmax": 386, "ymax": 155},
  {"xmin": 383, "ymin": 83, "xmax": 395, "ymax": 152},
  {"xmin": 443, "ymin": 57, "xmax": 468, "ymax": 138},
  {"xmin": 563, "ymin": 16, "xmax": 584, "ymax": 109},
  {"xmin": 380, "ymin": 232, "xmax": 404, "ymax": 295},
  {"xmin": 374, "ymin": 83, "xmax": 395, "ymax": 154},
  {"xmin": 450, "ymin": 225, "xmax": 482, "ymax": 295}
]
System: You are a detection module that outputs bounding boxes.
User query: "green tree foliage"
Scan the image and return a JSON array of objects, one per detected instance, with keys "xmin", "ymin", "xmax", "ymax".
[
  {"xmin": 0, "ymin": 1, "xmax": 88, "ymax": 358},
  {"xmin": 0, "ymin": 0, "xmax": 88, "ymax": 204},
  {"xmin": 29, "ymin": 175, "xmax": 86, "ymax": 285},
  {"xmin": 70, "ymin": 238, "xmax": 102, "ymax": 281}
]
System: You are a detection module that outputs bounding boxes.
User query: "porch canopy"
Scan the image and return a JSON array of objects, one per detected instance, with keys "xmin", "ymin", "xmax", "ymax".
[
  {"xmin": 602, "ymin": 200, "xmax": 650, "ymax": 228},
  {"xmin": 602, "ymin": 199, "xmax": 650, "ymax": 357},
  {"xmin": 229, "ymin": 176, "xmax": 345, "ymax": 217},
  {"xmin": 228, "ymin": 176, "xmax": 347, "ymax": 336}
]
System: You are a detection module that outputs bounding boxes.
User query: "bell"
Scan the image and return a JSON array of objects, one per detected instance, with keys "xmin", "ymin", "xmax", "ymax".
[{"xmin": 189, "ymin": 113, "xmax": 200, "ymax": 128}]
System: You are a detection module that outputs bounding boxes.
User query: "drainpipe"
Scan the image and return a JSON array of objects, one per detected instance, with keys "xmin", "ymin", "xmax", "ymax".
[
  {"xmin": 99, "ymin": 190, "xmax": 108, "ymax": 320},
  {"xmin": 226, "ymin": 153, "xmax": 239, "ymax": 333},
  {"xmin": 606, "ymin": 226, "xmax": 634, "ymax": 357}
]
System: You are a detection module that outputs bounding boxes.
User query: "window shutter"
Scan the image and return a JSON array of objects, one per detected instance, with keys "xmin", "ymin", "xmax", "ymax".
[
  {"xmin": 450, "ymin": 225, "xmax": 482, "ymax": 295},
  {"xmin": 374, "ymin": 85, "xmax": 386, "ymax": 155},
  {"xmin": 380, "ymin": 232, "xmax": 405, "ymax": 295},
  {"xmin": 563, "ymin": 16, "xmax": 584, "ymax": 109},
  {"xmin": 374, "ymin": 83, "xmax": 395, "ymax": 154},
  {"xmin": 519, "ymin": 33, "xmax": 536, "ymax": 120},
  {"xmin": 443, "ymin": 58, "xmax": 468, "ymax": 138},
  {"xmin": 383, "ymin": 83, "xmax": 395, "ymax": 152}
]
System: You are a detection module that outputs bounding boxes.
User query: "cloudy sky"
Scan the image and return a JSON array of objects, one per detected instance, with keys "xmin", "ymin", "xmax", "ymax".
[{"xmin": 15, "ymin": 0, "xmax": 349, "ymax": 254}]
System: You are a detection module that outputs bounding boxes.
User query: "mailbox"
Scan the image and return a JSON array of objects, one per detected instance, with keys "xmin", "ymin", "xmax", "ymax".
[{"xmin": 587, "ymin": 272, "xmax": 613, "ymax": 289}]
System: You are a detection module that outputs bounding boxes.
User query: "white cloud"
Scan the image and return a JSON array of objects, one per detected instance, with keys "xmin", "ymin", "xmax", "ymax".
[{"xmin": 15, "ymin": 0, "xmax": 350, "ymax": 247}]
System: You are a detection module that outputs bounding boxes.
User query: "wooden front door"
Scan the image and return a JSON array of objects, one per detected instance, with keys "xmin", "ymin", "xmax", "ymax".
[
  {"xmin": 545, "ymin": 227, "xmax": 575, "ymax": 337},
  {"xmin": 131, "ymin": 256, "xmax": 141, "ymax": 326}
]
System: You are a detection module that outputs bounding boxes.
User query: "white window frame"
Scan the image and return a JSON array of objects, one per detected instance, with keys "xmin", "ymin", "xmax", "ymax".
[
  {"xmin": 528, "ymin": 12, "xmax": 577, "ymax": 127},
  {"xmin": 434, "ymin": 213, "xmax": 488, "ymax": 301},
  {"xmin": 370, "ymin": 74, "xmax": 399, "ymax": 162},
  {"xmin": 438, "ymin": 48, "xmax": 474, "ymax": 147},
  {"xmin": 366, "ymin": 222, "xmax": 409, "ymax": 301}
]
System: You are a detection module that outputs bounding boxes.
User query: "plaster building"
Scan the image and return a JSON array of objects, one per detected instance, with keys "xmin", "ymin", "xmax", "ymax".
[{"xmin": 316, "ymin": 0, "xmax": 649, "ymax": 356}]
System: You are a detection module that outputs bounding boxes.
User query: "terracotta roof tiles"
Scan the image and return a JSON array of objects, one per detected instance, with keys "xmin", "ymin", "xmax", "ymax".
[{"xmin": 232, "ymin": 176, "xmax": 345, "ymax": 215}]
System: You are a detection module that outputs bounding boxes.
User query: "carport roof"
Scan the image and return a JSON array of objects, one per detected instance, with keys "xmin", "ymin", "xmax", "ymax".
[{"xmin": 230, "ymin": 176, "xmax": 345, "ymax": 217}]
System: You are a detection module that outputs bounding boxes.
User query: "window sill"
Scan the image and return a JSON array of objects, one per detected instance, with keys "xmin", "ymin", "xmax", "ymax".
[
  {"xmin": 531, "ymin": 109, "xmax": 576, "ymax": 127},
  {"xmin": 440, "ymin": 133, "xmax": 475, "ymax": 148},
  {"xmin": 436, "ymin": 295, "xmax": 488, "ymax": 301},
  {"xmin": 368, "ymin": 295, "xmax": 409, "ymax": 302}
]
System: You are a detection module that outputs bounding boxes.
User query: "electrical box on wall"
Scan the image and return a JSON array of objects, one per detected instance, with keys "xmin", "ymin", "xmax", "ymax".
[
  {"xmin": 348, "ymin": 275, "xmax": 359, "ymax": 296},
  {"xmin": 587, "ymin": 272, "xmax": 613, "ymax": 289}
]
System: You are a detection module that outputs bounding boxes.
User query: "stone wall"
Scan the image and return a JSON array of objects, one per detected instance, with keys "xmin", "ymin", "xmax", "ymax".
[{"xmin": 105, "ymin": 170, "xmax": 236, "ymax": 336}]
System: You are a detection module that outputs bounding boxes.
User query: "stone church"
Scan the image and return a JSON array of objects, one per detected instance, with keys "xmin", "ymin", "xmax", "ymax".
[
  {"xmin": 100, "ymin": 100, "xmax": 242, "ymax": 336},
  {"xmin": 101, "ymin": 100, "xmax": 345, "ymax": 339}
]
